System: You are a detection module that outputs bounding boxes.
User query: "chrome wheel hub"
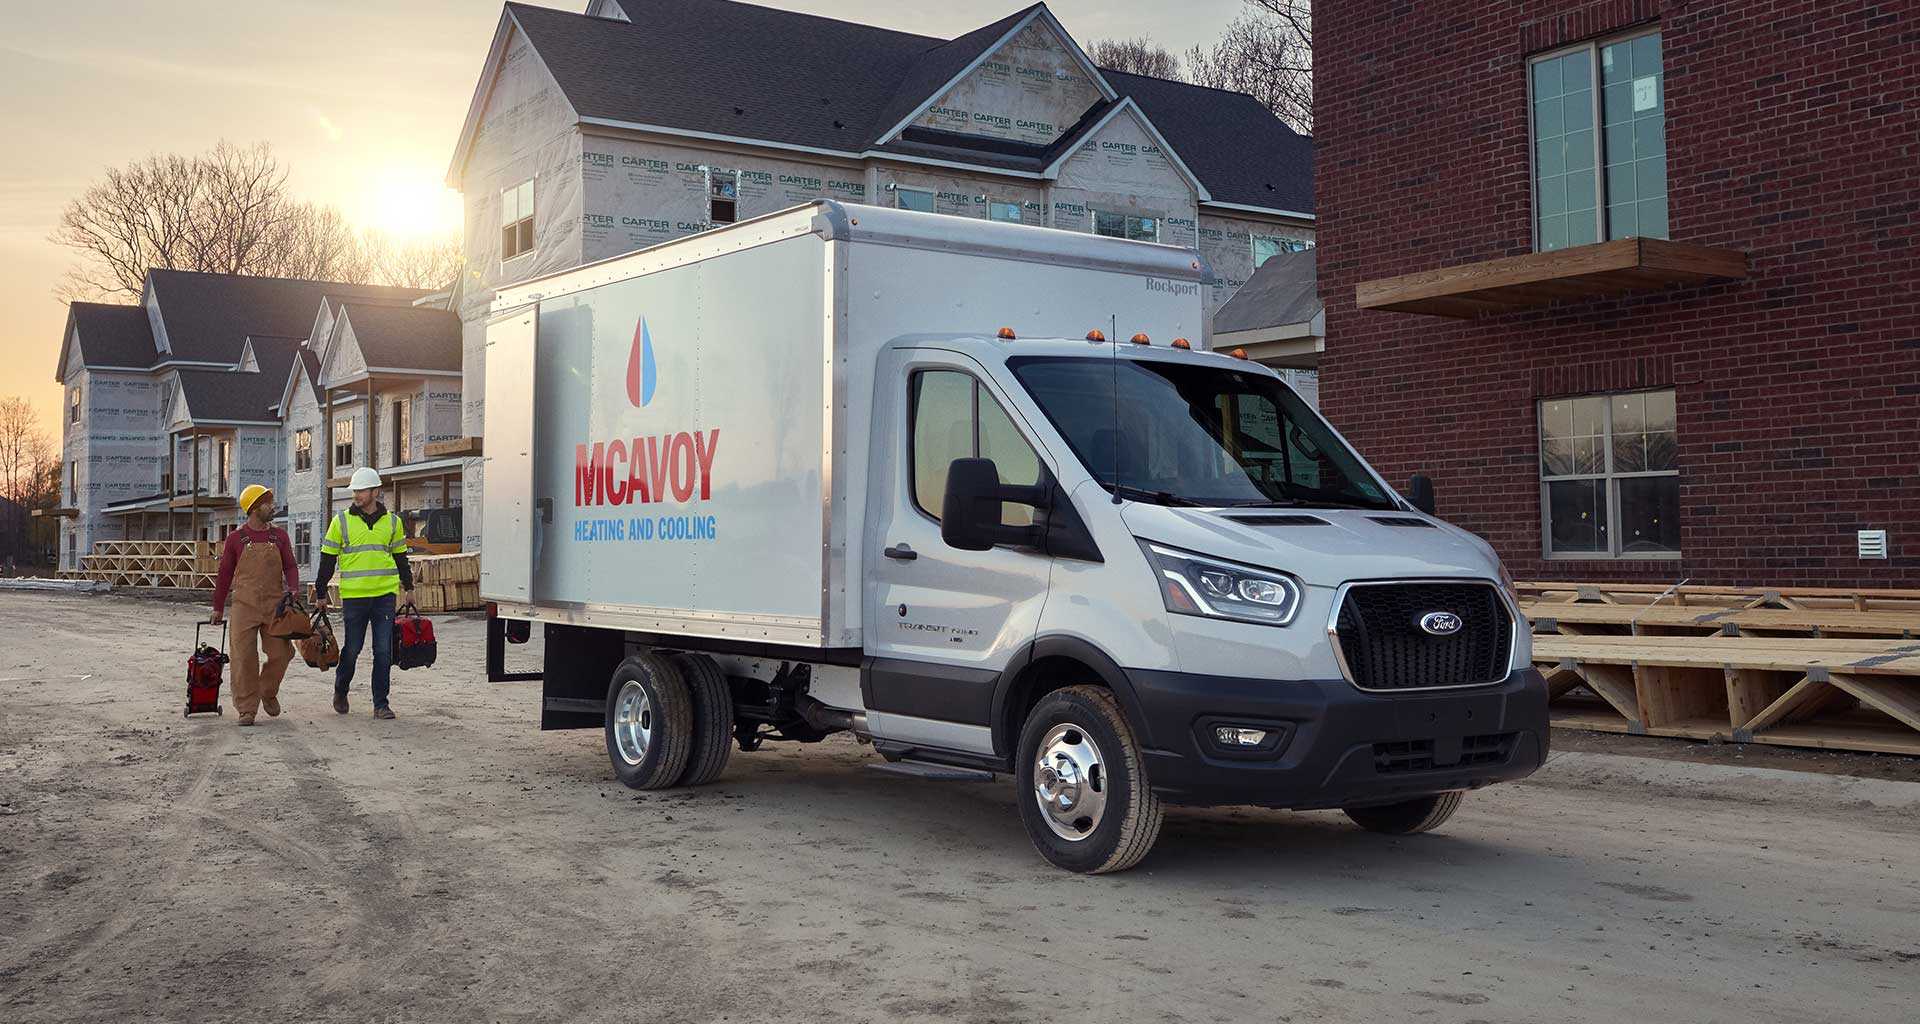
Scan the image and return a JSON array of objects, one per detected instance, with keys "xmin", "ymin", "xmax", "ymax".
[
  {"xmin": 612, "ymin": 680, "xmax": 653, "ymax": 766},
  {"xmin": 1033, "ymin": 723, "xmax": 1108, "ymax": 841}
]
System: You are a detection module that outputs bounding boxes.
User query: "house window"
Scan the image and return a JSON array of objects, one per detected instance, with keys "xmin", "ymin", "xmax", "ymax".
[
  {"xmin": 1093, "ymin": 211, "xmax": 1159, "ymax": 243},
  {"xmin": 69, "ymin": 385, "xmax": 81, "ymax": 423},
  {"xmin": 988, "ymin": 202, "xmax": 1023, "ymax": 223},
  {"xmin": 392, "ymin": 398, "xmax": 411, "ymax": 466},
  {"xmin": 1539, "ymin": 389, "xmax": 1679, "ymax": 558},
  {"xmin": 709, "ymin": 170, "xmax": 738, "ymax": 225},
  {"xmin": 334, "ymin": 417, "xmax": 354, "ymax": 469},
  {"xmin": 1253, "ymin": 236, "xmax": 1312, "ymax": 268},
  {"xmin": 217, "ymin": 441, "xmax": 231, "ymax": 495},
  {"xmin": 908, "ymin": 370, "xmax": 1042, "ymax": 527},
  {"xmin": 894, "ymin": 188, "xmax": 935, "ymax": 213},
  {"xmin": 501, "ymin": 179, "xmax": 535, "ymax": 261},
  {"xmin": 68, "ymin": 462, "xmax": 77, "ymax": 505},
  {"xmin": 1530, "ymin": 28, "xmax": 1666, "ymax": 251},
  {"xmin": 294, "ymin": 429, "xmax": 312, "ymax": 473},
  {"xmin": 294, "ymin": 521, "xmax": 312, "ymax": 565}
]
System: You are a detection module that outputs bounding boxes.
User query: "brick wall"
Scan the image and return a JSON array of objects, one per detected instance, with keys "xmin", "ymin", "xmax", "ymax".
[{"xmin": 1316, "ymin": 0, "xmax": 1919, "ymax": 586}]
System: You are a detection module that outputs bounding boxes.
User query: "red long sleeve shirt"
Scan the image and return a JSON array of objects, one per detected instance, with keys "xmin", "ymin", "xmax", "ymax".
[{"xmin": 211, "ymin": 525, "xmax": 300, "ymax": 614}]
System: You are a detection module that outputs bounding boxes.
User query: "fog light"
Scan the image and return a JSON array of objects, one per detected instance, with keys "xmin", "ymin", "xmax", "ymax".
[{"xmin": 1214, "ymin": 726, "xmax": 1268, "ymax": 747}]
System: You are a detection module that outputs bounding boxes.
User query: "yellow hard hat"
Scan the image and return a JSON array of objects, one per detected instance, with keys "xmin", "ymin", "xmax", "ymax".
[{"xmin": 238, "ymin": 484, "xmax": 273, "ymax": 514}]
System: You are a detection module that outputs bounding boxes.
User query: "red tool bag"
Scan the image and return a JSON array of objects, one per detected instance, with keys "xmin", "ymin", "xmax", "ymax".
[
  {"xmin": 394, "ymin": 605, "xmax": 437, "ymax": 671},
  {"xmin": 186, "ymin": 621, "xmax": 228, "ymax": 717}
]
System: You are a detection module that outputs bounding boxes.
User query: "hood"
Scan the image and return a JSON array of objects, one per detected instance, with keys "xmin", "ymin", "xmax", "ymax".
[{"xmin": 1118, "ymin": 504, "xmax": 1503, "ymax": 587}]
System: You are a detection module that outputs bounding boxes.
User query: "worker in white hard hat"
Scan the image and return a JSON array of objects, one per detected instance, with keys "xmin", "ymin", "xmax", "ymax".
[
  {"xmin": 314, "ymin": 467, "xmax": 415, "ymax": 720},
  {"xmin": 210, "ymin": 484, "xmax": 300, "ymax": 726}
]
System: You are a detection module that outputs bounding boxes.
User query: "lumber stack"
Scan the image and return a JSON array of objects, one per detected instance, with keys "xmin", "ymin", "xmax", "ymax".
[
  {"xmin": 70, "ymin": 540, "xmax": 218, "ymax": 589},
  {"xmin": 1522, "ymin": 581, "xmax": 1920, "ymax": 756},
  {"xmin": 326, "ymin": 552, "xmax": 481, "ymax": 612}
]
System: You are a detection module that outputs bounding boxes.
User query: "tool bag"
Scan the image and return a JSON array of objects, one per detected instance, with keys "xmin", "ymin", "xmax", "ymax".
[
  {"xmin": 185, "ymin": 621, "xmax": 228, "ymax": 717},
  {"xmin": 269, "ymin": 591, "xmax": 315, "ymax": 640},
  {"xmin": 300, "ymin": 607, "xmax": 341, "ymax": 670},
  {"xmin": 394, "ymin": 605, "xmax": 437, "ymax": 671}
]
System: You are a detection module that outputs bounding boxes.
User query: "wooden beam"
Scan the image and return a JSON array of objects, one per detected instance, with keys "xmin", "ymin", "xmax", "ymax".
[
  {"xmin": 1739, "ymin": 674, "xmax": 1835, "ymax": 733},
  {"xmin": 1356, "ymin": 237, "xmax": 1749, "ymax": 317},
  {"xmin": 425, "ymin": 436, "xmax": 483, "ymax": 459},
  {"xmin": 1829, "ymin": 673, "xmax": 1920, "ymax": 734},
  {"xmin": 1634, "ymin": 663, "xmax": 1726, "ymax": 729},
  {"xmin": 1577, "ymin": 662, "xmax": 1641, "ymax": 724}
]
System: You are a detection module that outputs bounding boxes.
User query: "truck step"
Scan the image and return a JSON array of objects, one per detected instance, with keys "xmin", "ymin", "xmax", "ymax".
[{"xmin": 869, "ymin": 761, "xmax": 996, "ymax": 783}]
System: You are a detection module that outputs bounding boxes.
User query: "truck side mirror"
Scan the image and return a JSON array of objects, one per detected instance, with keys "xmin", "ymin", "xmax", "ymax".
[
  {"xmin": 941, "ymin": 457, "xmax": 1045, "ymax": 551},
  {"xmin": 1407, "ymin": 473, "xmax": 1436, "ymax": 515}
]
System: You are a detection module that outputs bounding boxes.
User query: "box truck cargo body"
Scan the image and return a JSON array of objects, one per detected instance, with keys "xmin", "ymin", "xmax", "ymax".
[{"xmin": 483, "ymin": 202, "xmax": 1548, "ymax": 873}]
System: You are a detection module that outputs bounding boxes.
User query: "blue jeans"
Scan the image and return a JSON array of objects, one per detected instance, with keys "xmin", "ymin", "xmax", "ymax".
[{"xmin": 335, "ymin": 592, "xmax": 396, "ymax": 708}]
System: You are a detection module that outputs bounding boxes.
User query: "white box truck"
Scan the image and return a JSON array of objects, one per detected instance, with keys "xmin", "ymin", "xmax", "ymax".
[{"xmin": 481, "ymin": 202, "xmax": 1547, "ymax": 873}]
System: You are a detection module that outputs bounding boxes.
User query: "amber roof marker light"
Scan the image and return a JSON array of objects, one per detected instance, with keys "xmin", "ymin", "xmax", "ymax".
[
  {"xmin": 1130, "ymin": 333, "xmax": 1151, "ymax": 345},
  {"xmin": 1171, "ymin": 338, "xmax": 1192, "ymax": 350},
  {"xmin": 1085, "ymin": 330, "xmax": 1106, "ymax": 343},
  {"xmin": 1229, "ymin": 348, "xmax": 1249, "ymax": 360},
  {"xmin": 996, "ymin": 327, "xmax": 1016, "ymax": 340}
]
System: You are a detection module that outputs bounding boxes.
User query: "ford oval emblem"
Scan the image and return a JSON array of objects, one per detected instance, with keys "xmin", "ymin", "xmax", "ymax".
[{"xmin": 1419, "ymin": 611, "xmax": 1463, "ymax": 636}]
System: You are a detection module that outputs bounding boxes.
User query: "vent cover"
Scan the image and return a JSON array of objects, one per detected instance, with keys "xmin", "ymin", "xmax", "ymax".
[
  {"xmin": 1369, "ymin": 516, "xmax": 1436, "ymax": 528},
  {"xmin": 1226, "ymin": 514, "xmax": 1330, "ymax": 526},
  {"xmin": 1859, "ymin": 530, "xmax": 1889, "ymax": 559}
]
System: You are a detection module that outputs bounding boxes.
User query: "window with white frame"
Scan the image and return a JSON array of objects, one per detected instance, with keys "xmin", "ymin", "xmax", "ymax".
[
  {"xmin": 501, "ymin": 179, "xmax": 535, "ymax": 260},
  {"xmin": 1530, "ymin": 28, "xmax": 1666, "ymax": 251},
  {"xmin": 334, "ymin": 417, "xmax": 354, "ymax": 470},
  {"xmin": 988, "ymin": 201, "xmax": 1023, "ymax": 223},
  {"xmin": 709, "ymin": 169, "xmax": 738, "ymax": 224},
  {"xmin": 894, "ymin": 188, "xmax": 934, "ymax": 213},
  {"xmin": 294, "ymin": 521, "xmax": 312, "ymax": 565},
  {"xmin": 69, "ymin": 385, "xmax": 81, "ymax": 423},
  {"xmin": 1539, "ymin": 389, "xmax": 1679, "ymax": 557},
  {"xmin": 294, "ymin": 429, "xmax": 312, "ymax": 473},
  {"xmin": 1253, "ymin": 236, "xmax": 1312, "ymax": 268},
  {"xmin": 1093, "ymin": 210, "xmax": 1159, "ymax": 242}
]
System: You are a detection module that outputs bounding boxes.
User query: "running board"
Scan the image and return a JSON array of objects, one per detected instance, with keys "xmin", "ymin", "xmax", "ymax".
[{"xmin": 868, "ymin": 760, "xmax": 996, "ymax": 783}]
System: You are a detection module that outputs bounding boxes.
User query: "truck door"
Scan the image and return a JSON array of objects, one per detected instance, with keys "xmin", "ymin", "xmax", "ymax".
[{"xmin": 865, "ymin": 350, "xmax": 1053, "ymax": 756}]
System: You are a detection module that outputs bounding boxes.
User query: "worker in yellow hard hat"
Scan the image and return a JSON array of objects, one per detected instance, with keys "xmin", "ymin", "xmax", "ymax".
[{"xmin": 209, "ymin": 484, "xmax": 301, "ymax": 726}]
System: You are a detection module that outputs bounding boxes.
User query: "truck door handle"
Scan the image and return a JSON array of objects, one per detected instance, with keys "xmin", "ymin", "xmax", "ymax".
[
  {"xmin": 535, "ymin": 497, "xmax": 553, "ymax": 524},
  {"xmin": 883, "ymin": 543, "xmax": 918, "ymax": 561}
]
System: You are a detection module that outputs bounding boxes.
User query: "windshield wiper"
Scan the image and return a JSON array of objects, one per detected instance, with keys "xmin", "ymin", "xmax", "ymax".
[
  {"xmin": 1106, "ymin": 484, "xmax": 1208, "ymax": 507},
  {"xmin": 1216, "ymin": 498, "xmax": 1302, "ymax": 509}
]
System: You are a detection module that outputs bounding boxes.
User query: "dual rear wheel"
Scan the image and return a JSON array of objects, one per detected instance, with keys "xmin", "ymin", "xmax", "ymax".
[{"xmin": 604, "ymin": 652, "xmax": 732, "ymax": 790}]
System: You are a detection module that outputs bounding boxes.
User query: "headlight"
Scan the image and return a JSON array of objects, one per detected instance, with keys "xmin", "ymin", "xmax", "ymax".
[
  {"xmin": 1495, "ymin": 559, "xmax": 1521, "ymax": 607},
  {"xmin": 1139, "ymin": 541, "xmax": 1301, "ymax": 626}
]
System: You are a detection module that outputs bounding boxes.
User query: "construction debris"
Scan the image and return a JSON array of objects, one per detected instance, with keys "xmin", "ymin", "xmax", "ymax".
[{"xmin": 0, "ymin": 576, "xmax": 111, "ymax": 593}]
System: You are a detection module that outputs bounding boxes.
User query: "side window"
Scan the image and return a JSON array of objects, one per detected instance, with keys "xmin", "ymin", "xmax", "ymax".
[
  {"xmin": 895, "ymin": 188, "xmax": 935, "ymax": 213},
  {"xmin": 909, "ymin": 369, "xmax": 1043, "ymax": 526}
]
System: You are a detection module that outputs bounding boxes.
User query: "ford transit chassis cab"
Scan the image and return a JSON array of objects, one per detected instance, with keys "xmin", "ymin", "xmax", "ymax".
[{"xmin": 482, "ymin": 202, "xmax": 1548, "ymax": 874}]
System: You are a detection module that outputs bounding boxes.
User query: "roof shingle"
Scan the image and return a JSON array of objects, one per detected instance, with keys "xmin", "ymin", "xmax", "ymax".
[
  {"xmin": 340, "ymin": 304, "xmax": 463, "ymax": 374},
  {"xmin": 68, "ymin": 302, "xmax": 158, "ymax": 370},
  {"xmin": 147, "ymin": 270, "xmax": 434, "ymax": 365}
]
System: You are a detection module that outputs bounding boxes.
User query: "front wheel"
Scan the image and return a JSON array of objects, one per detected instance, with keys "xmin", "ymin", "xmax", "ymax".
[
  {"xmin": 604, "ymin": 653, "xmax": 693, "ymax": 790},
  {"xmin": 1342, "ymin": 791, "xmax": 1463, "ymax": 834},
  {"xmin": 1014, "ymin": 686, "xmax": 1163, "ymax": 874}
]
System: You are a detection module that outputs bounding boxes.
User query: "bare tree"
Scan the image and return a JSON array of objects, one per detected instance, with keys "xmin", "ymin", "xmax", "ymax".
[
  {"xmin": 363, "ymin": 232, "xmax": 464, "ymax": 291},
  {"xmin": 0, "ymin": 397, "xmax": 54, "ymax": 564},
  {"xmin": 50, "ymin": 141, "xmax": 389, "ymax": 301},
  {"xmin": 1088, "ymin": 37, "xmax": 1183, "ymax": 79},
  {"xmin": 1186, "ymin": 0, "xmax": 1313, "ymax": 134}
]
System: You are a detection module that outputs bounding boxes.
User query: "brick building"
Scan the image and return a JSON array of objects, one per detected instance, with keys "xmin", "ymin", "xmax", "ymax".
[{"xmin": 1316, "ymin": 0, "xmax": 1917, "ymax": 585}]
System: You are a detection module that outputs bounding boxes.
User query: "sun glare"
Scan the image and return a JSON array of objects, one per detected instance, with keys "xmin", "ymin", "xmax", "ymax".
[{"xmin": 365, "ymin": 170, "xmax": 462, "ymax": 240}]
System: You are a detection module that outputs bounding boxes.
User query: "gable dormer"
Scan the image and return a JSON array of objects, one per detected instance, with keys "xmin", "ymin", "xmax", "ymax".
[
  {"xmin": 234, "ymin": 338, "xmax": 261, "ymax": 373},
  {"xmin": 583, "ymin": 0, "xmax": 631, "ymax": 21},
  {"xmin": 164, "ymin": 378, "xmax": 194, "ymax": 430},
  {"xmin": 893, "ymin": 7, "xmax": 1114, "ymax": 149}
]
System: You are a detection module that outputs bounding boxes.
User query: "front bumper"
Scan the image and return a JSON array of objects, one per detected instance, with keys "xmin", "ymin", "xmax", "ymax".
[{"xmin": 1124, "ymin": 667, "xmax": 1549, "ymax": 809}]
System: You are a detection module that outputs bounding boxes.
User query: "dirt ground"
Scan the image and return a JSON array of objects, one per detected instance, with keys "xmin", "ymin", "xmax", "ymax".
[{"xmin": 2, "ymin": 592, "xmax": 1916, "ymax": 1023}]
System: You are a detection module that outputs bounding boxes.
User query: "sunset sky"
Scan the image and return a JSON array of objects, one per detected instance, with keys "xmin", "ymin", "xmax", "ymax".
[{"xmin": 0, "ymin": 0, "xmax": 1241, "ymax": 429}]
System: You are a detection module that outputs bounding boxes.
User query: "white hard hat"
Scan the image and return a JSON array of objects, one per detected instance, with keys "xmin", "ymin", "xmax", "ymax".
[{"xmin": 349, "ymin": 467, "xmax": 383, "ymax": 490}]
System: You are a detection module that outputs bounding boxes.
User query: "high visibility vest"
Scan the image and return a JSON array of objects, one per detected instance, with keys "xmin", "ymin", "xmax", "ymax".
[{"xmin": 321, "ymin": 508, "xmax": 407, "ymax": 598}]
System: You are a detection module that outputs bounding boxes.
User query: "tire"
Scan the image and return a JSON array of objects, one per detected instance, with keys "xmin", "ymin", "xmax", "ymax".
[
  {"xmin": 1014, "ymin": 686, "xmax": 1163, "ymax": 874},
  {"xmin": 604, "ymin": 653, "xmax": 693, "ymax": 790},
  {"xmin": 669, "ymin": 653, "xmax": 735, "ymax": 786},
  {"xmin": 1342, "ymin": 791, "xmax": 1464, "ymax": 835}
]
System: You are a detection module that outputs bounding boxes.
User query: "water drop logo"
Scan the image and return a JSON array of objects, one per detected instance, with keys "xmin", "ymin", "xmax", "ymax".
[{"xmin": 626, "ymin": 316, "xmax": 657, "ymax": 408}]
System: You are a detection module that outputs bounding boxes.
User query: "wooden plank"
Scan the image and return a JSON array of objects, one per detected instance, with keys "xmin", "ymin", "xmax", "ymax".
[
  {"xmin": 1635, "ymin": 664, "xmax": 1726, "ymax": 728},
  {"xmin": 1544, "ymin": 667, "xmax": 1585, "ymax": 701},
  {"xmin": 1356, "ymin": 238, "xmax": 1747, "ymax": 317},
  {"xmin": 1725, "ymin": 668, "xmax": 1795, "ymax": 728},
  {"xmin": 1828, "ymin": 673, "xmax": 1920, "ymax": 735},
  {"xmin": 424, "ymin": 436, "xmax": 483, "ymax": 459},
  {"xmin": 1739, "ymin": 675, "xmax": 1829, "ymax": 733},
  {"xmin": 1750, "ymin": 721, "xmax": 1920, "ymax": 757},
  {"xmin": 1578, "ymin": 662, "xmax": 1641, "ymax": 723}
]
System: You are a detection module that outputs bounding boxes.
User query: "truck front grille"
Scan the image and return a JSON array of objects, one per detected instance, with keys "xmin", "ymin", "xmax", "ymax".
[
  {"xmin": 1372, "ymin": 733, "xmax": 1516, "ymax": 774},
  {"xmin": 1333, "ymin": 582, "xmax": 1513, "ymax": 691}
]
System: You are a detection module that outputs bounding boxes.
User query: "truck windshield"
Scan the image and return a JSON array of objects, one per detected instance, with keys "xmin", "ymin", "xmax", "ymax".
[{"xmin": 1009, "ymin": 356, "xmax": 1394, "ymax": 510}]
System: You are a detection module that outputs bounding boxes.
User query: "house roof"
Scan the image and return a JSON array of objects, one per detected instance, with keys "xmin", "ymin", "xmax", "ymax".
[
  {"xmin": 339, "ymin": 303, "xmax": 463, "ymax": 374},
  {"xmin": 498, "ymin": 0, "xmax": 1311, "ymax": 215},
  {"xmin": 61, "ymin": 302, "xmax": 158, "ymax": 379},
  {"xmin": 1214, "ymin": 248, "xmax": 1321, "ymax": 334},
  {"xmin": 172, "ymin": 368, "xmax": 282, "ymax": 424},
  {"xmin": 146, "ymin": 270, "xmax": 434, "ymax": 366}
]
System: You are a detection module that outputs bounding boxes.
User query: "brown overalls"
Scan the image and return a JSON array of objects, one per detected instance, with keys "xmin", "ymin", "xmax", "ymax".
[{"xmin": 228, "ymin": 535, "xmax": 294, "ymax": 717}]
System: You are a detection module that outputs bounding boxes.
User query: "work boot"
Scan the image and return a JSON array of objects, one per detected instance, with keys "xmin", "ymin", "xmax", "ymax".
[
  {"xmin": 374, "ymin": 706, "xmax": 396, "ymax": 721},
  {"xmin": 333, "ymin": 692, "xmax": 349, "ymax": 715},
  {"xmin": 238, "ymin": 714, "xmax": 256, "ymax": 727},
  {"xmin": 262, "ymin": 698, "xmax": 281, "ymax": 717}
]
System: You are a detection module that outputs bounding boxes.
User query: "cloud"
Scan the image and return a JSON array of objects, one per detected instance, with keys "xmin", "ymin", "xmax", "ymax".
[{"xmin": 312, "ymin": 109, "xmax": 343, "ymax": 143}]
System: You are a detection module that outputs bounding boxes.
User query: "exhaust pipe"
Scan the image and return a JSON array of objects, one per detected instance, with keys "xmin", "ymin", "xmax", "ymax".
[{"xmin": 797, "ymin": 696, "xmax": 869, "ymax": 740}]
